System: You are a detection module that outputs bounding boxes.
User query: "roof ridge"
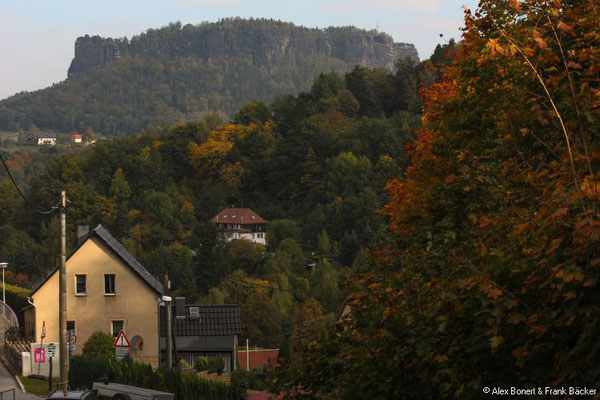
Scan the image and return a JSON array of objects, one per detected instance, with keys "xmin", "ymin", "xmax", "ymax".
[{"xmin": 30, "ymin": 224, "xmax": 164, "ymax": 296}]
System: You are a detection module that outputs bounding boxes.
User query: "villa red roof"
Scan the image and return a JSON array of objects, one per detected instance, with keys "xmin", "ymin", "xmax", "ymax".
[{"xmin": 210, "ymin": 208, "xmax": 267, "ymax": 225}]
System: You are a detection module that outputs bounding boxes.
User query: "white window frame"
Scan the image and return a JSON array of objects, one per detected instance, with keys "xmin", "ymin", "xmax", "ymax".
[
  {"xmin": 104, "ymin": 274, "xmax": 116, "ymax": 296},
  {"xmin": 75, "ymin": 274, "xmax": 87, "ymax": 296}
]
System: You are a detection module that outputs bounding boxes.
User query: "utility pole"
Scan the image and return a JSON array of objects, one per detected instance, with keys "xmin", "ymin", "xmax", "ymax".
[{"xmin": 59, "ymin": 191, "xmax": 68, "ymax": 389}]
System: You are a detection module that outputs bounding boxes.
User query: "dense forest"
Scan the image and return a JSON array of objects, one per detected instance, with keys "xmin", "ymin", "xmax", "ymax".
[
  {"xmin": 0, "ymin": 19, "xmax": 418, "ymax": 135},
  {"xmin": 6, "ymin": 0, "xmax": 595, "ymax": 397},
  {"xmin": 0, "ymin": 56, "xmax": 434, "ymax": 349},
  {"xmin": 272, "ymin": 0, "xmax": 600, "ymax": 398}
]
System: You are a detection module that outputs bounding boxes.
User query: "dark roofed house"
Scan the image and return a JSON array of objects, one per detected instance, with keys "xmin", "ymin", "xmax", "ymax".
[
  {"xmin": 209, "ymin": 206, "xmax": 268, "ymax": 246},
  {"xmin": 25, "ymin": 224, "xmax": 165, "ymax": 367},
  {"xmin": 160, "ymin": 298, "xmax": 241, "ymax": 372}
]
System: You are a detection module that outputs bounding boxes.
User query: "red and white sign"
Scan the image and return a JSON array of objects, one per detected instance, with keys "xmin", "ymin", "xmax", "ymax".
[
  {"xmin": 113, "ymin": 330, "xmax": 131, "ymax": 348},
  {"xmin": 34, "ymin": 347, "xmax": 46, "ymax": 363}
]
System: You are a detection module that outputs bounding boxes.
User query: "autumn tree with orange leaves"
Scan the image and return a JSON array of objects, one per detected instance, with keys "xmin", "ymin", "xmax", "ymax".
[{"xmin": 271, "ymin": 1, "xmax": 600, "ymax": 398}]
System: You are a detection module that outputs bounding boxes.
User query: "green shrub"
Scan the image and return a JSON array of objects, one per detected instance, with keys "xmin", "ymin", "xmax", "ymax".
[
  {"xmin": 207, "ymin": 357, "xmax": 225, "ymax": 375},
  {"xmin": 231, "ymin": 368, "xmax": 266, "ymax": 391},
  {"xmin": 179, "ymin": 358, "xmax": 193, "ymax": 370},
  {"xmin": 231, "ymin": 369, "xmax": 250, "ymax": 392},
  {"xmin": 107, "ymin": 356, "xmax": 244, "ymax": 400},
  {"xmin": 194, "ymin": 356, "xmax": 208, "ymax": 372},
  {"xmin": 82, "ymin": 331, "xmax": 115, "ymax": 360},
  {"xmin": 69, "ymin": 355, "xmax": 110, "ymax": 389}
]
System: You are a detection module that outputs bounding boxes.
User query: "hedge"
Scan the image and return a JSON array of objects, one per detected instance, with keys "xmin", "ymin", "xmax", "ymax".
[{"xmin": 68, "ymin": 355, "xmax": 245, "ymax": 400}]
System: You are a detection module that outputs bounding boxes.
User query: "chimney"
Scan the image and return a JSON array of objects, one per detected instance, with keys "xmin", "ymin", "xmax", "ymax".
[
  {"xmin": 175, "ymin": 297, "xmax": 186, "ymax": 319},
  {"xmin": 77, "ymin": 225, "xmax": 89, "ymax": 246}
]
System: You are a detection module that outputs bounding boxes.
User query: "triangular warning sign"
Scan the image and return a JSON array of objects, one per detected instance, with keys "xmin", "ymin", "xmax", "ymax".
[{"xmin": 113, "ymin": 330, "xmax": 131, "ymax": 348}]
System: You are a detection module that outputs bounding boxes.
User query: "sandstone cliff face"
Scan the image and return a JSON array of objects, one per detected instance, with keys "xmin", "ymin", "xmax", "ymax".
[{"xmin": 68, "ymin": 20, "xmax": 419, "ymax": 77}]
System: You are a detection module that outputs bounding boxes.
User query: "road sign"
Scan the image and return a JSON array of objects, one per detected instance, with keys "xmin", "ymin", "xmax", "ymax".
[
  {"xmin": 47, "ymin": 343, "xmax": 56, "ymax": 358},
  {"xmin": 34, "ymin": 347, "xmax": 46, "ymax": 363},
  {"xmin": 115, "ymin": 348, "xmax": 129, "ymax": 361},
  {"xmin": 41, "ymin": 321, "xmax": 46, "ymax": 339},
  {"xmin": 69, "ymin": 343, "xmax": 76, "ymax": 352},
  {"xmin": 113, "ymin": 330, "xmax": 131, "ymax": 348},
  {"xmin": 68, "ymin": 333, "xmax": 77, "ymax": 344}
]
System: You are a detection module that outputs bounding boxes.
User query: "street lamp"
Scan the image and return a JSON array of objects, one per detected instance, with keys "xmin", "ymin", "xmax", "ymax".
[{"xmin": 0, "ymin": 262, "xmax": 7, "ymax": 304}]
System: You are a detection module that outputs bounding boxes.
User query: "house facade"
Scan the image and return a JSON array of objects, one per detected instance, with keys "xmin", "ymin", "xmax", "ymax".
[
  {"xmin": 24, "ymin": 225, "xmax": 164, "ymax": 367},
  {"xmin": 37, "ymin": 134, "xmax": 57, "ymax": 146},
  {"xmin": 160, "ymin": 299, "xmax": 241, "ymax": 372},
  {"xmin": 72, "ymin": 134, "xmax": 83, "ymax": 143},
  {"xmin": 209, "ymin": 207, "xmax": 268, "ymax": 245}
]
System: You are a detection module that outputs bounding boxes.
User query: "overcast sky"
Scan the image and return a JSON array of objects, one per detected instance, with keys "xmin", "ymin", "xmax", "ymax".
[{"xmin": 0, "ymin": 0, "xmax": 479, "ymax": 100}]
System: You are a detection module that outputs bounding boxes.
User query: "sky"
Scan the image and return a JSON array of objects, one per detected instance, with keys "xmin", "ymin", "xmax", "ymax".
[{"xmin": 0, "ymin": 0, "xmax": 479, "ymax": 100}]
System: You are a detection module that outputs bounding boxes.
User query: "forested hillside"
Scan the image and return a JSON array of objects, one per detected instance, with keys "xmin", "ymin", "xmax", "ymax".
[
  {"xmin": 0, "ymin": 59, "xmax": 430, "ymax": 347},
  {"xmin": 273, "ymin": 0, "xmax": 600, "ymax": 398},
  {"xmin": 0, "ymin": 19, "xmax": 418, "ymax": 135}
]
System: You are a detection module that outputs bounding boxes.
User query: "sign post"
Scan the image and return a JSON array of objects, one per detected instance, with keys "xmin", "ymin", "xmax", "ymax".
[
  {"xmin": 47, "ymin": 342, "xmax": 56, "ymax": 392},
  {"xmin": 113, "ymin": 330, "xmax": 131, "ymax": 361},
  {"xmin": 37, "ymin": 321, "xmax": 46, "ymax": 374}
]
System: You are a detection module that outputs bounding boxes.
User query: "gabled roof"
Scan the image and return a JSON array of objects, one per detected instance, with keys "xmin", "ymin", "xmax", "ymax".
[
  {"xmin": 160, "ymin": 304, "xmax": 241, "ymax": 336},
  {"xmin": 30, "ymin": 224, "xmax": 163, "ymax": 296},
  {"xmin": 210, "ymin": 207, "xmax": 267, "ymax": 225}
]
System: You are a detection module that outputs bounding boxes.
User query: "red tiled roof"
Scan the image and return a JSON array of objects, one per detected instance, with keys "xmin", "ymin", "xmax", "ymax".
[
  {"xmin": 210, "ymin": 208, "xmax": 267, "ymax": 224},
  {"xmin": 72, "ymin": 134, "xmax": 83, "ymax": 139},
  {"xmin": 237, "ymin": 349, "xmax": 279, "ymax": 371}
]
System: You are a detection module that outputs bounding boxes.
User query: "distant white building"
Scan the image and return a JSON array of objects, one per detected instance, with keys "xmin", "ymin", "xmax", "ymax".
[
  {"xmin": 210, "ymin": 207, "xmax": 268, "ymax": 245},
  {"xmin": 72, "ymin": 134, "xmax": 83, "ymax": 143},
  {"xmin": 37, "ymin": 134, "xmax": 57, "ymax": 146}
]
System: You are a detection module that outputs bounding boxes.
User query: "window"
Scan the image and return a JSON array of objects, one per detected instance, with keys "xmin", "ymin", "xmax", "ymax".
[
  {"xmin": 67, "ymin": 321, "xmax": 76, "ymax": 334},
  {"xmin": 111, "ymin": 320, "xmax": 124, "ymax": 337},
  {"xmin": 105, "ymin": 274, "xmax": 116, "ymax": 295},
  {"xmin": 75, "ymin": 275, "xmax": 86, "ymax": 295}
]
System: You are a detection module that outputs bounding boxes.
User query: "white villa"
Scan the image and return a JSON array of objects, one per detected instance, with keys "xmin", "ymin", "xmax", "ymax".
[{"xmin": 210, "ymin": 207, "xmax": 268, "ymax": 246}]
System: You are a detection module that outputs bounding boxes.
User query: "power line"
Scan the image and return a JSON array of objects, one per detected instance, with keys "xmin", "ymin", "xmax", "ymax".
[{"xmin": 0, "ymin": 152, "xmax": 60, "ymax": 215}]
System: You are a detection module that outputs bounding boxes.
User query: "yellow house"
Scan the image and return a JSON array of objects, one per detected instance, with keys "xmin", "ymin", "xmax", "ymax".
[{"xmin": 24, "ymin": 225, "xmax": 164, "ymax": 367}]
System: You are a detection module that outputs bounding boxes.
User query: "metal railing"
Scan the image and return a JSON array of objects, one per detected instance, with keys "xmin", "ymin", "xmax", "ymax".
[
  {"xmin": 0, "ymin": 388, "xmax": 15, "ymax": 400},
  {"xmin": 0, "ymin": 301, "xmax": 19, "ymax": 328}
]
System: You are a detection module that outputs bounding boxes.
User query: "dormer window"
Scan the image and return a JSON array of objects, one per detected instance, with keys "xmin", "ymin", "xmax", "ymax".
[
  {"xmin": 232, "ymin": 214, "xmax": 237, "ymax": 218},
  {"xmin": 223, "ymin": 215, "xmax": 228, "ymax": 218}
]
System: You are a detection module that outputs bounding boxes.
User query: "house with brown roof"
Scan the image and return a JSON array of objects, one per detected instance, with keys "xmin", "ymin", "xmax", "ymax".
[{"xmin": 209, "ymin": 207, "xmax": 268, "ymax": 245}]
